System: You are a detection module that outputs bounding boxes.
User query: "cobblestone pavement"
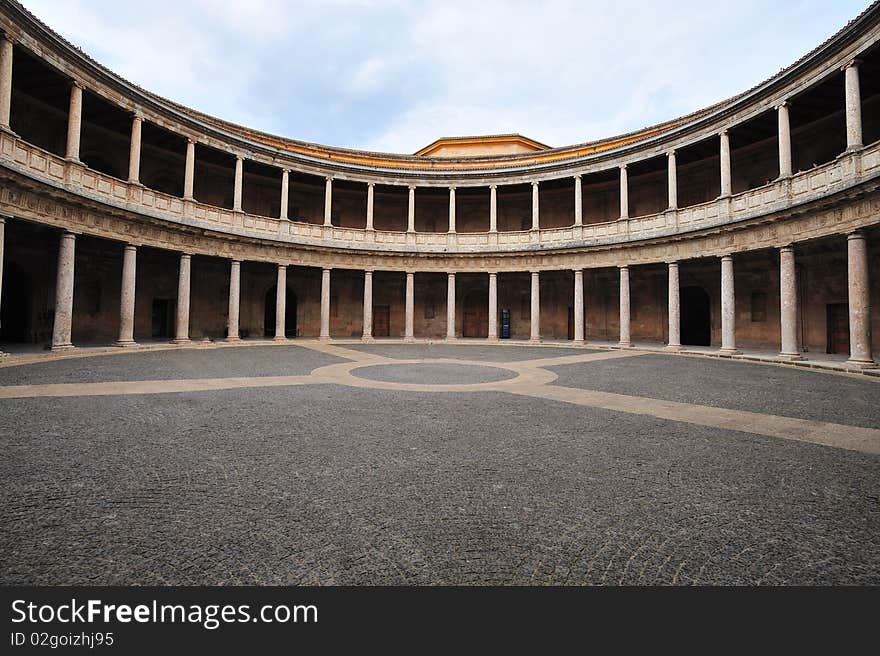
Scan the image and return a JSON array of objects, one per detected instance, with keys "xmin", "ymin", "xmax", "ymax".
[{"xmin": 0, "ymin": 343, "xmax": 877, "ymax": 585}]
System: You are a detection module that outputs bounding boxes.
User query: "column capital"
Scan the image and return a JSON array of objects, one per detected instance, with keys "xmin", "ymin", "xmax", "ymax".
[
  {"xmin": 363, "ymin": 268, "xmax": 374, "ymax": 274},
  {"xmin": 720, "ymin": 253, "xmax": 734, "ymax": 262},
  {"xmin": 282, "ymin": 167, "xmax": 291, "ymax": 174},
  {"xmin": 774, "ymin": 99, "xmax": 789, "ymax": 110},
  {"xmin": 325, "ymin": 175, "xmax": 333, "ymax": 182},
  {"xmin": 405, "ymin": 270, "xmax": 416, "ymax": 276},
  {"xmin": 666, "ymin": 149, "xmax": 676, "ymax": 157},
  {"xmin": 842, "ymin": 57, "xmax": 863, "ymax": 71},
  {"xmin": 530, "ymin": 269, "xmax": 541, "ymax": 275},
  {"xmin": 123, "ymin": 243, "xmax": 138, "ymax": 252},
  {"xmin": 617, "ymin": 263, "xmax": 629, "ymax": 270},
  {"xmin": 131, "ymin": 112, "xmax": 144, "ymax": 122},
  {"xmin": 70, "ymin": 79, "xmax": 83, "ymax": 90},
  {"xmin": 277, "ymin": 262, "xmax": 287, "ymax": 269},
  {"xmin": 666, "ymin": 259, "xmax": 679, "ymax": 266},
  {"xmin": 779, "ymin": 243, "xmax": 795, "ymax": 253},
  {"xmin": 573, "ymin": 173, "xmax": 582, "ymax": 180},
  {"xmin": 719, "ymin": 129, "xmax": 729, "ymax": 137},
  {"xmin": 179, "ymin": 251, "xmax": 193, "ymax": 258},
  {"xmin": 572, "ymin": 267, "xmax": 583, "ymax": 274},
  {"xmin": 322, "ymin": 266, "xmax": 332, "ymax": 273},
  {"xmin": 530, "ymin": 180, "xmax": 539, "ymax": 188},
  {"xmin": 367, "ymin": 181, "xmax": 375, "ymax": 188},
  {"xmin": 847, "ymin": 229, "xmax": 866, "ymax": 241},
  {"xmin": 1, "ymin": 32, "xmax": 18, "ymax": 46},
  {"xmin": 448, "ymin": 185, "xmax": 456, "ymax": 191},
  {"xmin": 489, "ymin": 183, "xmax": 497, "ymax": 190},
  {"xmin": 60, "ymin": 230, "xmax": 77, "ymax": 240},
  {"xmin": 186, "ymin": 137, "xmax": 196, "ymax": 145},
  {"xmin": 408, "ymin": 184, "xmax": 416, "ymax": 190},
  {"xmin": 230, "ymin": 257, "xmax": 241, "ymax": 264}
]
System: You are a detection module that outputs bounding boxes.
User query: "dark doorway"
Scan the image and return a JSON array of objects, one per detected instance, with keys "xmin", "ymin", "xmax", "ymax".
[
  {"xmin": 151, "ymin": 298, "xmax": 175, "ymax": 338},
  {"xmin": 826, "ymin": 303, "xmax": 849, "ymax": 355},
  {"xmin": 264, "ymin": 286, "xmax": 297, "ymax": 337},
  {"xmin": 373, "ymin": 305, "xmax": 390, "ymax": 337},
  {"xmin": 0, "ymin": 262, "xmax": 31, "ymax": 341},
  {"xmin": 462, "ymin": 290, "xmax": 487, "ymax": 338},
  {"xmin": 681, "ymin": 286, "xmax": 711, "ymax": 346}
]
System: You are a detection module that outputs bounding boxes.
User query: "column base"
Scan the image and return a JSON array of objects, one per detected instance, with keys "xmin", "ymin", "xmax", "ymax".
[
  {"xmin": 573, "ymin": 339, "xmax": 585, "ymax": 346},
  {"xmin": 487, "ymin": 336, "xmax": 499, "ymax": 343},
  {"xmin": 361, "ymin": 335, "xmax": 375, "ymax": 342},
  {"xmin": 403, "ymin": 336, "xmax": 415, "ymax": 343},
  {"xmin": 171, "ymin": 338, "xmax": 191, "ymax": 345},
  {"xmin": 617, "ymin": 341, "xmax": 633, "ymax": 348},
  {"xmin": 845, "ymin": 357, "xmax": 878, "ymax": 369},
  {"xmin": 113, "ymin": 340, "xmax": 138, "ymax": 348},
  {"xmin": 50, "ymin": 343, "xmax": 75, "ymax": 353},
  {"xmin": 777, "ymin": 352, "xmax": 803, "ymax": 361},
  {"xmin": 718, "ymin": 348, "xmax": 741, "ymax": 356},
  {"xmin": 445, "ymin": 336, "xmax": 457, "ymax": 342},
  {"xmin": 272, "ymin": 335, "xmax": 288, "ymax": 342},
  {"xmin": 319, "ymin": 335, "xmax": 332, "ymax": 342},
  {"xmin": 529, "ymin": 337, "xmax": 542, "ymax": 344},
  {"xmin": 843, "ymin": 145, "xmax": 864, "ymax": 154},
  {"xmin": 225, "ymin": 336, "xmax": 241, "ymax": 342},
  {"xmin": 665, "ymin": 344, "xmax": 684, "ymax": 351}
]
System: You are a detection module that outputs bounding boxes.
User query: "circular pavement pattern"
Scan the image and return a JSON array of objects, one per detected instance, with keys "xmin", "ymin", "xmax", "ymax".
[
  {"xmin": 352, "ymin": 362, "xmax": 518, "ymax": 385},
  {"xmin": 0, "ymin": 341, "xmax": 877, "ymax": 586}
]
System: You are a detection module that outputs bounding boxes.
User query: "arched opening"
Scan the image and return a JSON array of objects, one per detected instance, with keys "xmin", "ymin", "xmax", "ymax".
[
  {"xmin": 680, "ymin": 286, "xmax": 711, "ymax": 346},
  {"xmin": 0, "ymin": 262, "xmax": 31, "ymax": 342},
  {"xmin": 264, "ymin": 286, "xmax": 297, "ymax": 337},
  {"xmin": 462, "ymin": 289, "xmax": 488, "ymax": 338}
]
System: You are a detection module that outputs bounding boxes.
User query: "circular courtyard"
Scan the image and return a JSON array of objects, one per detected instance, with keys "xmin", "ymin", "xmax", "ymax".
[{"xmin": 0, "ymin": 342, "xmax": 878, "ymax": 585}]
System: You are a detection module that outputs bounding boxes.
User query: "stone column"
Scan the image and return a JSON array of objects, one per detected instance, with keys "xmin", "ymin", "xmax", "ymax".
[
  {"xmin": 574, "ymin": 175, "xmax": 583, "ymax": 226},
  {"xmin": 114, "ymin": 244, "xmax": 137, "ymax": 347},
  {"xmin": 226, "ymin": 259, "xmax": 241, "ymax": 341},
  {"xmin": 184, "ymin": 139, "xmax": 195, "ymax": 200},
  {"xmin": 720, "ymin": 130, "xmax": 731, "ymax": 197},
  {"xmin": 488, "ymin": 272, "xmax": 498, "ymax": 341},
  {"xmin": 407, "ymin": 186, "xmax": 415, "ymax": 233},
  {"xmin": 448, "ymin": 186, "xmax": 456, "ymax": 233},
  {"xmin": 0, "ymin": 217, "xmax": 5, "ymax": 355},
  {"xmin": 667, "ymin": 151, "xmax": 677, "ymax": 209},
  {"xmin": 233, "ymin": 157, "xmax": 243, "ymax": 212},
  {"xmin": 530, "ymin": 270, "xmax": 540, "ymax": 342},
  {"xmin": 573, "ymin": 268, "xmax": 584, "ymax": 344},
  {"xmin": 324, "ymin": 177, "xmax": 333, "ymax": 226},
  {"xmin": 777, "ymin": 102, "xmax": 792, "ymax": 178},
  {"xmin": 619, "ymin": 165, "xmax": 628, "ymax": 219},
  {"xmin": 778, "ymin": 246, "xmax": 801, "ymax": 360},
  {"xmin": 489, "ymin": 185, "xmax": 498, "ymax": 233},
  {"xmin": 404, "ymin": 271, "xmax": 415, "ymax": 341},
  {"xmin": 446, "ymin": 272, "xmax": 456, "ymax": 340},
  {"xmin": 0, "ymin": 36, "xmax": 12, "ymax": 131},
  {"xmin": 847, "ymin": 231, "xmax": 875, "ymax": 366},
  {"xmin": 51, "ymin": 231, "xmax": 76, "ymax": 351},
  {"xmin": 362, "ymin": 270, "xmax": 373, "ymax": 341},
  {"xmin": 172, "ymin": 253, "xmax": 191, "ymax": 344},
  {"xmin": 366, "ymin": 183, "xmax": 374, "ymax": 231},
  {"xmin": 320, "ymin": 268, "xmax": 331, "ymax": 340},
  {"xmin": 127, "ymin": 115, "xmax": 142, "ymax": 184},
  {"xmin": 66, "ymin": 82, "xmax": 82, "ymax": 162},
  {"xmin": 274, "ymin": 264, "xmax": 287, "ymax": 340},
  {"xmin": 667, "ymin": 261, "xmax": 682, "ymax": 350},
  {"xmin": 531, "ymin": 182, "xmax": 539, "ymax": 230},
  {"xmin": 844, "ymin": 60, "xmax": 863, "ymax": 152},
  {"xmin": 279, "ymin": 169, "xmax": 289, "ymax": 220},
  {"xmin": 719, "ymin": 254, "xmax": 739, "ymax": 354},
  {"xmin": 618, "ymin": 265, "xmax": 632, "ymax": 347}
]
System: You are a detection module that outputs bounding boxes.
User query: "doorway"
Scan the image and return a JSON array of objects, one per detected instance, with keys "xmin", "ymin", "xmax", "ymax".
[
  {"xmin": 681, "ymin": 286, "xmax": 711, "ymax": 346},
  {"xmin": 0, "ymin": 262, "xmax": 30, "ymax": 342},
  {"xmin": 373, "ymin": 305, "xmax": 390, "ymax": 337},
  {"xmin": 462, "ymin": 290, "xmax": 488, "ymax": 338},
  {"xmin": 151, "ymin": 298, "xmax": 175, "ymax": 338},
  {"xmin": 826, "ymin": 303, "xmax": 849, "ymax": 354},
  {"xmin": 264, "ymin": 286, "xmax": 297, "ymax": 337}
]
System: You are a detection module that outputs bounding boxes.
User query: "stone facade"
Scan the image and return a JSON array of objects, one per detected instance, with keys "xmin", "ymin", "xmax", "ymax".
[{"xmin": 0, "ymin": 0, "xmax": 878, "ymax": 367}]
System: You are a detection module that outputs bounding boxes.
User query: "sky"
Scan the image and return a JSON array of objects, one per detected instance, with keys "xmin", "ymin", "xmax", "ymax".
[{"xmin": 21, "ymin": 0, "xmax": 872, "ymax": 154}]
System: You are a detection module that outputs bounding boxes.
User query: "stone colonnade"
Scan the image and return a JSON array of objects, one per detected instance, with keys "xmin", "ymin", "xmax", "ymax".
[{"xmin": 2, "ymin": 223, "xmax": 873, "ymax": 368}]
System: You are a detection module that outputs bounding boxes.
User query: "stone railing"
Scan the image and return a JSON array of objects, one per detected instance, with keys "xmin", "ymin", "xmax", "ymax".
[{"xmin": 2, "ymin": 130, "xmax": 879, "ymax": 254}]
